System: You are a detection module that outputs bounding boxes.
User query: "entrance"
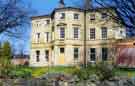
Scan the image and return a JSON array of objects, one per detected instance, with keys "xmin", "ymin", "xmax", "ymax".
[{"xmin": 58, "ymin": 48, "xmax": 65, "ymax": 65}]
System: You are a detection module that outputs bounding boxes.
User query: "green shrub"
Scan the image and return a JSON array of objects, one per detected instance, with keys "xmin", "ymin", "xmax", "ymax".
[
  {"xmin": 72, "ymin": 65, "xmax": 96, "ymax": 80},
  {"xmin": 8, "ymin": 66, "xmax": 32, "ymax": 79},
  {"xmin": 96, "ymin": 62, "xmax": 115, "ymax": 81}
]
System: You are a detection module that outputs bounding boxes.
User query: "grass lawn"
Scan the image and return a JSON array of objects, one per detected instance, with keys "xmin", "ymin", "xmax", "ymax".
[
  {"xmin": 14, "ymin": 66, "xmax": 135, "ymax": 78},
  {"xmin": 17, "ymin": 66, "xmax": 78, "ymax": 78},
  {"xmin": 115, "ymin": 68, "xmax": 135, "ymax": 78}
]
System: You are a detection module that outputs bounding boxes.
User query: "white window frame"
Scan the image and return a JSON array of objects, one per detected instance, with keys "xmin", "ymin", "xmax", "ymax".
[
  {"xmin": 89, "ymin": 48, "xmax": 96, "ymax": 62},
  {"xmin": 36, "ymin": 33, "xmax": 40, "ymax": 43},
  {"xmin": 59, "ymin": 27, "xmax": 65, "ymax": 39},
  {"xmin": 90, "ymin": 28, "xmax": 95, "ymax": 40},
  {"xmin": 74, "ymin": 27, "xmax": 79, "ymax": 39},
  {"xmin": 101, "ymin": 27, "xmax": 107, "ymax": 39},
  {"xmin": 74, "ymin": 13, "xmax": 79, "ymax": 20}
]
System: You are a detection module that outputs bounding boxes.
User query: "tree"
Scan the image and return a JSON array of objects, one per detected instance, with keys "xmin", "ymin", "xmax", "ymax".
[
  {"xmin": 0, "ymin": 0, "xmax": 30, "ymax": 34},
  {"xmin": 94, "ymin": 0, "xmax": 135, "ymax": 36},
  {"xmin": 0, "ymin": 41, "xmax": 12, "ymax": 78}
]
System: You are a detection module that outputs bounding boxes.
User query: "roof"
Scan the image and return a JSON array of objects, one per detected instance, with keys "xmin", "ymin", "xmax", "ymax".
[
  {"xmin": 31, "ymin": 14, "xmax": 51, "ymax": 20},
  {"xmin": 31, "ymin": 6, "xmax": 116, "ymax": 20}
]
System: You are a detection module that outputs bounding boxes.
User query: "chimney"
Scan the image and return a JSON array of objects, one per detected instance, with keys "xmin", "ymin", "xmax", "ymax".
[
  {"xmin": 58, "ymin": 0, "xmax": 65, "ymax": 8},
  {"xmin": 84, "ymin": 0, "xmax": 92, "ymax": 10}
]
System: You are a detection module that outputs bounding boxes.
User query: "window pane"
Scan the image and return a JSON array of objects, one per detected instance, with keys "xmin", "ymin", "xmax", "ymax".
[
  {"xmin": 74, "ymin": 27, "xmax": 79, "ymax": 39},
  {"xmin": 60, "ymin": 27, "xmax": 65, "ymax": 39},
  {"xmin": 45, "ymin": 50, "xmax": 49, "ymax": 61},
  {"xmin": 60, "ymin": 48, "xmax": 64, "ymax": 53},
  {"xmin": 36, "ymin": 33, "xmax": 40, "ymax": 43},
  {"xmin": 90, "ymin": 48, "xmax": 96, "ymax": 61},
  {"xmin": 46, "ymin": 20, "xmax": 50, "ymax": 24},
  {"xmin": 45, "ymin": 32, "xmax": 49, "ymax": 42},
  {"xmin": 60, "ymin": 13, "xmax": 65, "ymax": 19},
  {"xmin": 74, "ymin": 13, "xmax": 79, "ymax": 19},
  {"xmin": 90, "ymin": 14, "xmax": 95, "ymax": 20},
  {"xmin": 101, "ymin": 27, "xmax": 107, "ymax": 39},
  {"xmin": 36, "ymin": 50, "xmax": 40, "ymax": 62},
  {"xmin": 74, "ymin": 48, "xmax": 79, "ymax": 60},
  {"xmin": 90, "ymin": 28, "xmax": 95, "ymax": 39},
  {"xmin": 102, "ymin": 48, "xmax": 108, "ymax": 61},
  {"xmin": 102, "ymin": 13, "xmax": 108, "ymax": 19}
]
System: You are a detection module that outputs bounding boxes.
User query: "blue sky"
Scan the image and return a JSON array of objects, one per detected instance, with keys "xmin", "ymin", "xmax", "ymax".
[{"xmin": 30, "ymin": 0, "xmax": 75, "ymax": 16}]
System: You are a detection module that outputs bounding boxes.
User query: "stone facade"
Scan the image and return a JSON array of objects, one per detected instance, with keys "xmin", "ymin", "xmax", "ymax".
[{"xmin": 30, "ymin": 3, "xmax": 126, "ymax": 67}]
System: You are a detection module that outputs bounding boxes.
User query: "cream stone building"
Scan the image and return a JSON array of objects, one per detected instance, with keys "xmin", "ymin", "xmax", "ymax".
[{"xmin": 30, "ymin": 0, "xmax": 126, "ymax": 67}]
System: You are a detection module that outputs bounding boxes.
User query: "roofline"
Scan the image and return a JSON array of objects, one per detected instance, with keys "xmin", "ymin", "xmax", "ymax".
[
  {"xmin": 31, "ymin": 15, "xmax": 51, "ymax": 20},
  {"xmin": 31, "ymin": 6, "xmax": 116, "ymax": 20}
]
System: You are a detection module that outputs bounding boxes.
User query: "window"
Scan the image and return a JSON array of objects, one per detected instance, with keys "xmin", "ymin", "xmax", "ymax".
[
  {"xmin": 101, "ymin": 13, "xmax": 108, "ymax": 19},
  {"xmin": 45, "ymin": 50, "xmax": 49, "ymax": 61},
  {"xmin": 90, "ymin": 28, "xmax": 95, "ymax": 39},
  {"xmin": 90, "ymin": 14, "xmax": 95, "ymax": 20},
  {"xmin": 101, "ymin": 27, "xmax": 107, "ymax": 39},
  {"xmin": 74, "ymin": 13, "xmax": 79, "ymax": 19},
  {"xmin": 102, "ymin": 48, "xmax": 108, "ymax": 61},
  {"xmin": 36, "ymin": 50, "xmax": 40, "ymax": 62},
  {"xmin": 45, "ymin": 32, "xmax": 49, "ymax": 42},
  {"xmin": 60, "ymin": 48, "xmax": 64, "ymax": 53},
  {"xmin": 74, "ymin": 27, "xmax": 79, "ymax": 39},
  {"xmin": 90, "ymin": 48, "xmax": 96, "ymax": 61},
  {"xmin": 74, "ymin": 48, "xmax": 79, "ymax": 60},
  {"xmin": 60, "ymin": 13, "xmax": 65, "ymax": 19},
  {"xmin": 60, "ymin": 27, "xmax": 65, "ymax": 39},
  {"xmin": 36, "ymin": 33, "xmax": 40, "ymax": 43},
  {"xmin": 46, "ymin": 20, "xmax": 50, "ymax": 24}
]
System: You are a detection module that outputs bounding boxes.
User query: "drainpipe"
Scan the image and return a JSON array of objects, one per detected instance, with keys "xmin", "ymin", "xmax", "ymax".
[{"xmin": 84, "ymin": 9, "xmax": 87, "ymax": 68}]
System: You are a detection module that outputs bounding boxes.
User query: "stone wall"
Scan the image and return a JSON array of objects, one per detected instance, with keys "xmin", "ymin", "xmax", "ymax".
[{"xmin": 0, "ymin": 77, "xmax": 135, "ymax": 86}]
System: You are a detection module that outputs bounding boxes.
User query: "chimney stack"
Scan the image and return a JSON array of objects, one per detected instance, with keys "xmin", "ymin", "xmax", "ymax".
[
  {"xmin": 58, "ymin": 0, "xmax": 65, "ymax": 8},
  {"xmin": 84, "ymin": 0, "xmax": 92, "ymax": 10}
]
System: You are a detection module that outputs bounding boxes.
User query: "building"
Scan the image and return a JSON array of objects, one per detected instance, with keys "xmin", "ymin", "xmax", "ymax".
[
  {"xmin": 116, "ymin": 37, "xmax": 135, "ymax": 68},
  {"xmin": 12, "ymin": 55, "xmax": 29, "ymax": 65},
  {"xmin": 30, "ymin": 0, "xmax": 126, "ymax": 67}
]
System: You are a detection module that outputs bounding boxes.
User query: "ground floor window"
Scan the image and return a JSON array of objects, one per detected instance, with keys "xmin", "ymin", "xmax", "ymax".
[
  {"xmin": 36, "ymin": 50, "xmax": 40, "ymax": 62},
  {"xmin": 60, "ymin": 48, "xmax": 64, "ymax": 53},
  {"xmin": 74, "ymin": 48, "xmax": 79, "ymax": 60},
  {"xmin": 90, "ymin": 48, "xmax": 96, "ymax": 61},
  {"xmin": 45, "ymin": 50, "xmax": 49, "ymax": 61},
  {"xmin": 102, "ymin": 48, "xmax": 108, "ymax": 61}
]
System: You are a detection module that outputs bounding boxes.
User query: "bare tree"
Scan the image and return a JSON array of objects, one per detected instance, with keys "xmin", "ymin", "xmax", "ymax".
[
  {"xmin": 94, "ymin": 0, "xmax": 135, "ymax": 36},
  {"xmin": 0, "ymin": 0, "xmax": 31, "ymax": 35}
]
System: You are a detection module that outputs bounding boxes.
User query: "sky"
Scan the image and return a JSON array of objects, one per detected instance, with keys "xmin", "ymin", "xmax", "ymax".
[
  {"xmin": 0, "ymin": 0, "xmax": 76, "ymax": 55},
  {"xmin": 30, "ymin": 0, "xmax": 75, "ymax": 16}
]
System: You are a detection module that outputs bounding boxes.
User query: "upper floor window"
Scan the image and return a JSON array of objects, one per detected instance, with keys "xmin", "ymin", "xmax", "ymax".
[
  {"xmin": 74, "ymin": 13, "xmax": 79, "ymax": 19},
  {"xmin": 101, "ymin": 27, "xmax": 107, "ymax": 39},
  {"xmin": 45, "ymin": 32, "xmax": 49, "ymax": 42},
  {"xmin": 45, "ymin": 50, "xmax": 49, "ymax": 61},
  {"xmin": 90, "ymin": 28, "xmax": 95, "ymax": 39},
  {"xmin": 102, "ymin": 48, "xmax": 108, "ymax": 61},
  {"xmin": 101, "ymin": 13, "xmax": 108, "ymax": 19},
  {"xmin": 60, "ymin": 13, "xmax": 65, "ymax": 19},
  {"xmin": 90, "ymin": 13, "xmax": 95, "ymax": 20},
  {"xmin": 60, "ymin": 27, "xmax": 65, "ymax": 39},
  {"xmin": 74, "ymin": 48, "xmax": 79, "ymax": 60},
  {"xmin": 74, "ymin": 27, "xmax": 79, "ymax": 39},
  {"xmin": 36, "ymin": 50, "xmax": 40, "ymax": 62},
  {"xmin": 90, "ymin": 48, "xmax": 96, "ymax": 61},
  {"xmin": 36, "ymin": 33, "xmax": 40, "ymax": 43},
  {"xmin": 46, "ymin": 20, "xmax": 50, "ymax": 24}
]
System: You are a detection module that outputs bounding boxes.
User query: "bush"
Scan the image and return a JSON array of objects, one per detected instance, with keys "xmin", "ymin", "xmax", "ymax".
[
  {"xmin": 73, "ymin": 65, "xmax": 96, "ymax": 80},
  {"xmin": 96, "ymin": 62, "xmax": 115, "ymax": 81},
  {"xmin": 8, "ymin": 66, "xmax": 32, "ymax": 79}
]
